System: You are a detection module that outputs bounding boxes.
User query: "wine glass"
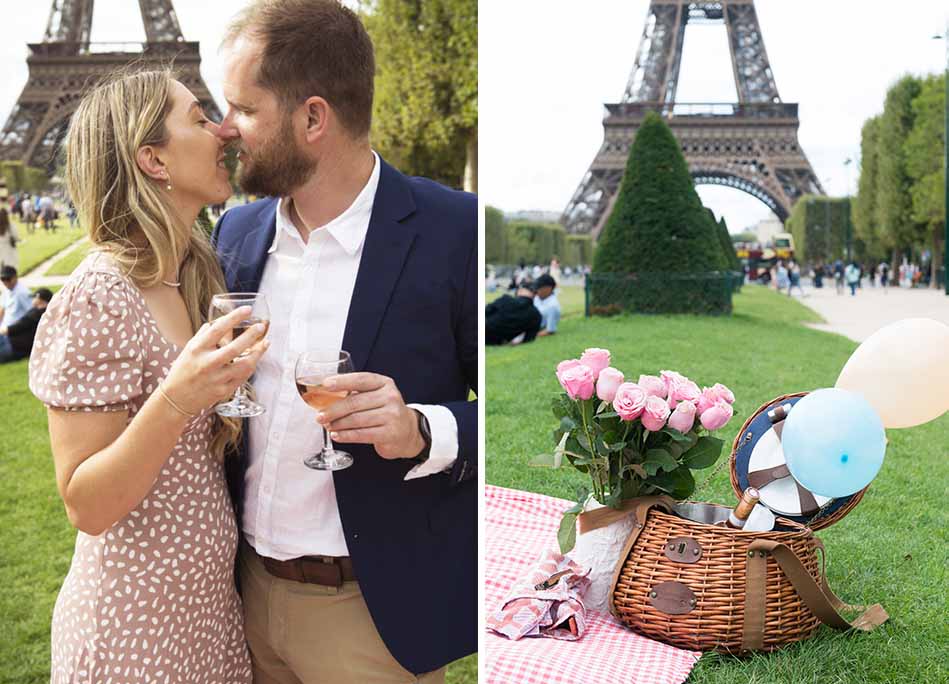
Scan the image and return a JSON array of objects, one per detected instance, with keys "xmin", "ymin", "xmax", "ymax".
[
  {"xmin": 295, "ymin": 349, "xmax": 354, "ymax": 471},
  {"xmin": 208, "ymin": 292, "xmax": 270, "ymax": 418}
]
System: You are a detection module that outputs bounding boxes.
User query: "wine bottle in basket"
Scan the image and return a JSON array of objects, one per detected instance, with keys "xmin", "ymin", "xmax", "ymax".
[{"xmin": 723, "ymin": 487, "xmax": 760, "ymax": 529}]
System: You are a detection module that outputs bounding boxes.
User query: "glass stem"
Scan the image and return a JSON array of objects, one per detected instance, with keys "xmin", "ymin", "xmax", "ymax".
[
  {"xmin": 234, "ymin": 384, "xmax": 247, "ymax": 405},
  {"xmin": 322, "ymin": 424, "xmax": 332, "ymax": 455}
]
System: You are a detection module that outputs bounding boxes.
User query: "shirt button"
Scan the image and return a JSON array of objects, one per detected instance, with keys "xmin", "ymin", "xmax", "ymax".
[{"xmin": 352, "ymin": 533, "xmax": 359, "ymax": 540}]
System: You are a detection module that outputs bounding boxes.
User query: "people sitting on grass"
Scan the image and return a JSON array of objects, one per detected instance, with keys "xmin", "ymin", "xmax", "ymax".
[
  {"xmin": 486, "ymin": 284, "xmax": 542, "ymax": 345},
  {"xmin": 0, "ymin": 265, "xmax": 33, "ymax": 332},
  {"xmin": 0, "ymin": 287, "xmax": 52, "ymax": 363},
  {"xmin": 532, "ymin": 273, "xmax": 561, "ymax": 336},
  {"xmin": 0, "ymin": 208, "xmax": 20, "ymax": 271}
]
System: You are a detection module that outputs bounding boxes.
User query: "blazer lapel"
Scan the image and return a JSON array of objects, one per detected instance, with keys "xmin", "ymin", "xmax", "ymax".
[
  {"xmin": 342, "ymin": 159, "xmax": 417, "ymax": 372},
  {"xmin": 230, "ymin": 200, "xmax": 278, "ymax": 293}
]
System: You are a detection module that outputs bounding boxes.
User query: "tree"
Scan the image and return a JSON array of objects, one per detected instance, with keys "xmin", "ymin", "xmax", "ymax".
[
  {"xmin": 905, "ymin": 73, "xmax": 946, "ymax": 285},
  {"xmin": 853, "ymin": 116, "xmax": 885, "ymax": 260},
  {"xmin": 786, "ymin": 195, "xmax": 851, "ymax": 265},
  {"xmin": 875, "ymin": 76, "xmax": 925, "ymax": 266},
  {"xmin": 485, "ymin": 205, "xmax": 506, "ymax": 264},
  {"xmin": 362, "ymin": 0, "xmax": 477, "ymax": 191},
  {"xmin": 593, "ymin": 111, "xmax": 731, "ymax": 314},
  {"xmin": 715, "ymin": 215, "xmax": 741, "ymax": 271}
]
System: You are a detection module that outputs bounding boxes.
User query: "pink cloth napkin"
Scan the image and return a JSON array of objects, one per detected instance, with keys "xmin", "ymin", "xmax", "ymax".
[
  {"xmin": 484, "ymin": 485, "xmax": 702, "ymax": 684},
  {"xmin": 487, "ymin": 549, "xmax": 590, "ymax": 641}
]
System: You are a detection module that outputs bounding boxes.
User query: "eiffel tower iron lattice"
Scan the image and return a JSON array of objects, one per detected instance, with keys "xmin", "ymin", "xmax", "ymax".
[
  {"xmin": 0, "ymin": 0, "xmax": 221, "ymax": 173},
  {"xmin": 562, "ymin": 0, "xmax": 824, "ymax": 237}
]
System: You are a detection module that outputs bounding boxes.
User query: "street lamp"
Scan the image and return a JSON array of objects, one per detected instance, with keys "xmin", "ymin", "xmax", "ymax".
[{"xmin": 934, "ymin": 27, "xmax": 948, "ymax": 294}]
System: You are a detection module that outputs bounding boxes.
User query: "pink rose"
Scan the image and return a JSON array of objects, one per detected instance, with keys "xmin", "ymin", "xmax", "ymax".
[
  {"xmin": 638, "ymin": 374, "xmax": 666, "ymax": 398},
  {"xmin": 660, "ymin": 370, "xmax": 689, "ymax": 403},
  {"xmin": 711, "ymin": 383, "xmax": 735, "ymax": 404},
  {"xmin": 667, "ymin": 400, "xmax": 697, "ymax": 433},
  {"xmin": 641, "ymin": 395, "xmax": 671, "ymax": 431},
  {"xmin": 558, "ymin": 364, "xmax": 596, "ymax": 400},
  {"xmin": 556, "ymin": 359, "xmax": 582, "ymax": 375},
  {"xmin": 671, "ymin": 379, "xmax": 701, "ymax": 406},
  {"xmin": 696, "ymin": 387, "xmax": 717, "ymax": 414},
  {"xmin": 700, "ymin": 399, "xmax": 734, "ymax": 431},
  {"xmin": 612, "ymin": 383, "xmax": 647, "ymax": 421},
  {"xmin": 596, "ymin": 367, "xmax": 625, "ymax": 403},
  {"xmin": 580, "ymin": 348, "xmax": 611, "ymax": 377}
]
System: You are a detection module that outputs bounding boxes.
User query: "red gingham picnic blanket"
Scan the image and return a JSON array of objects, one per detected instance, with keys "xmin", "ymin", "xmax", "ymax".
[{"xmin": 485, "ymin": 485, "xmax": 702, "ymax": 684}]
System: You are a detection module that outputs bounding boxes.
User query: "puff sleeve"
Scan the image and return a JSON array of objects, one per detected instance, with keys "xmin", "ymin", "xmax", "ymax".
[{"xmin": 29, "ymin": 269, "xmax": 145, "ymax": 412}]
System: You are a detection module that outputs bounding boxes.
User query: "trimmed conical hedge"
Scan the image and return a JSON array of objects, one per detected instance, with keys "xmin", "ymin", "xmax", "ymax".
[
  {"xmin": 713, "ymin": 212, "xmax": 742, "ymax": 272},
  {"xmin": 591, "ymin": 111, "xmax": 732, "ymax": 314}
]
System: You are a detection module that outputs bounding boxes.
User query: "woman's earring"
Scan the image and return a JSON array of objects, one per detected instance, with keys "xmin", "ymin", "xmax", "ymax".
[{"xmin": 163, "ymin": 172, "xmax": 172, "ymax": 191}]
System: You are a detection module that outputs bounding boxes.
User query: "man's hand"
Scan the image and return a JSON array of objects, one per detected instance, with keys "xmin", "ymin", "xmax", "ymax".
[
  {"xmin": 0, "ymin": 326, "xmax": 7, "ymax": 336},
  {"xmin": 318, "ymin": 372, "xmax": 426, "ymax": 460}
]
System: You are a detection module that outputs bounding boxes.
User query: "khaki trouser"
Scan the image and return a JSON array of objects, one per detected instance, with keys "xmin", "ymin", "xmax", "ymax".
[{"xmin": 239, "ymin": 541, "xmax": 446, "ymax": 684}]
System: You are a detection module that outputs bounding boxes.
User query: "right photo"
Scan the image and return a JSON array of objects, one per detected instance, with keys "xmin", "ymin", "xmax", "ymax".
[{"xmin": 481, "ymin": 1, "xmax": 949, "ymax": 683}]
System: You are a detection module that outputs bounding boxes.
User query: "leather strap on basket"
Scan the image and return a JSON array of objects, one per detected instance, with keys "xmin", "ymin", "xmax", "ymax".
[
  {"xmin": 741, "ymin": 538, "xmax": 888, "ymax": 651},
  {"xmin": 593, "ymin": 495, "xmax": 675, "ymax": 620}
]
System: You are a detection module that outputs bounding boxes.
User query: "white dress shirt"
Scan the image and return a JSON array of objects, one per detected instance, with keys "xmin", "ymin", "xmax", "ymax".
[{"xmin": 244, "ymin": 152, "xmax": 458, "ymax": 560}]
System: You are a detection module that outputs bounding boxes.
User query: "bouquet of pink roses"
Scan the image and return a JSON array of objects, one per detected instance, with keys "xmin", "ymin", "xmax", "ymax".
[{"xmin": 548, "ymin": 347, "xmax": 736, "ymax": 552}]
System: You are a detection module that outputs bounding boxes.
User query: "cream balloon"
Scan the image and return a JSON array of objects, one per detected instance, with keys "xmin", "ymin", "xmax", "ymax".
[{"xmin": 835, "ymin": 318, "xmax": 949, "ymax": 428}]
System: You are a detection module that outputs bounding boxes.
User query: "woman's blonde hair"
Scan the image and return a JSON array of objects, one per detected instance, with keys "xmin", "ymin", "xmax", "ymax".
[{"xmin": 64, "ymin": 68, "xmax": 240, "ymax": 460}]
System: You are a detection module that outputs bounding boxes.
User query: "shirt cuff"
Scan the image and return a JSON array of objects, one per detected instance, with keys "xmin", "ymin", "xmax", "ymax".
[{"xmin": 404, "ymin": 403, "xmax": 458, "ymax": 480}]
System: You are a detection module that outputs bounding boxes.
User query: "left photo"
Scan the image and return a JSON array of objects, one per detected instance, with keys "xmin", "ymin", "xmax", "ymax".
[{"xmin": 0, "ymin": 1, "xmax": 477, "ymax": 683}]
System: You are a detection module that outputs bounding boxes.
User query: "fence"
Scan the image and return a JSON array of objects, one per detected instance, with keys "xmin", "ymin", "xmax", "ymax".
[{"xmin": 584, "ymin": 272, "xmax": 742, "ymax": 317}]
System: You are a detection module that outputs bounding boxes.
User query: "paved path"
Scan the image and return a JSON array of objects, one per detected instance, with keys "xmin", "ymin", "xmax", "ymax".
[
  {"xmin": 21, "ymin": 237, "xmax": 89, "ymax": 289},
  {"xmin": 788, "ymin": 281, "xmax": 949, "ymax": 342}
]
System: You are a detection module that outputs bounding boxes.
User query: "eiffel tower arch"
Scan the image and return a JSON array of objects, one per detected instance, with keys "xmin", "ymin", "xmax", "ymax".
[
  {"xmin": 562, "ymin": 0, "xmax": 824, "ymax": 238},
  {"xmin": 0, "ymin": 0, "xmax": 221, "ymax": 174}
]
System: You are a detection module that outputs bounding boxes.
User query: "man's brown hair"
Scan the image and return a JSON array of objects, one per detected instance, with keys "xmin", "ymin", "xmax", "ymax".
[{"xmin": 225, "ymin": 0, "xmax": 375, "ymax": 138}]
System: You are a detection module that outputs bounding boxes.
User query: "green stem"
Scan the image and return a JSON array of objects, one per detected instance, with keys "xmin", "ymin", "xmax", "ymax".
[{"xmin": 579, "ymin": 399, "xmax": 603, "ymax": 502}]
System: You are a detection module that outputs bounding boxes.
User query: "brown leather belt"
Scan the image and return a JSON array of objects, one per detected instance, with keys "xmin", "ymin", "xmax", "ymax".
[{"xmin": 250, "ymin": 544, "xmax": 356, "ymax": 587}]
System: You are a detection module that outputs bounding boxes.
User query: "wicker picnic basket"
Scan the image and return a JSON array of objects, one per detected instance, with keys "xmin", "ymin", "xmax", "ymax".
[{"xmin": 603, "ymin": 393, "xmax": 887, "ymax": 654}]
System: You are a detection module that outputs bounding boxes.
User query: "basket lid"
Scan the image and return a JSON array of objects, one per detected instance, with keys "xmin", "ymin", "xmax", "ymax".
[{"xmin": 729, "ymin": 392, "xmax": 866, "ymax": 531}]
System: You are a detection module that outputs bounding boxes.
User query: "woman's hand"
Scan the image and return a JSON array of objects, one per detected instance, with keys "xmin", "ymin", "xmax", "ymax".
[{"xmin": 161, "ymin": 305, "xmax": 269, "ymax": 413}]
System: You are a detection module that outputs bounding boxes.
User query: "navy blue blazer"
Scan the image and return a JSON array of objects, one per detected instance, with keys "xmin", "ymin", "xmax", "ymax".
[{"xmin": 212, "ymin": 159, "xmax": 477, "ymax": 674}]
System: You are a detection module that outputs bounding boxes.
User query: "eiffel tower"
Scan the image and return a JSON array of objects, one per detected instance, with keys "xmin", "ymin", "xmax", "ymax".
[
  {"xmin": 0, "ymin": 0, "xmax": 221, "ymax": 173},
  {"xmin": 563, "ymin": 0, "xmax": 824, "ymax": 237}
]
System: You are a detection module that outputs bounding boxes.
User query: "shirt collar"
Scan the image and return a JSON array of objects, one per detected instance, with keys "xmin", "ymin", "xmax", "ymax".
[{"xmin": 269, "ymin": 151, "xmax": 380, "ymax": 256}]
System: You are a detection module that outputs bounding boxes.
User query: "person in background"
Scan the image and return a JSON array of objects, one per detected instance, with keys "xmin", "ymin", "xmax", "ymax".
[
  {"xmin": 878, "ymin": 261, "xmax": 889, "ymax": 293},
  {"xmin": 0, "ymin": 265, "xmax": 32, "ymax": 331},
  {"xmin": 0, "ymin": 286, "xmax": 52, "ymax": 362},
  {"xmin": 845, "ymin": 261, "xmax": 861, "ymax": 296},
  {"xmin": 0, "ymin": 208, "xmax": 20, "ymax": 270},
  {"xmin": 486, "ymin": 285, "xmax": 542, "ymax": 345},
  {"xmin": 20, "ymin": 196, "xmax": 36, "ymax": 234},
  {"xmin": 786, "ymin": 259, "xmax": 805, "ymax": 297},
  {"xmin": 533, "ymin": 273, "xmax": 561, "ymax": 336},
  {"xmin": 548, "ymin": 254, "xmax": 561, "ymax": 282},
  {"xmin": 39, "ymin": 195, "xmax": 56, "ymax": 232}
]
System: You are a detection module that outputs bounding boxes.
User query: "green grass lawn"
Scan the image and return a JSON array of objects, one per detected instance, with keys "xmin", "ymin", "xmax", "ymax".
[
  {"xmin": 43, "ymin": 240, "xmax": 91, "ymax": 276},
  {"xmin": 0, "ymin": 358, "xmax": 476, "ymax": 683},
  {"xmin": 13, "ymin": 219, "xmax": 85, "ymax": 276},
  {"xmin": 486, "ymin": 285, "xmax": 948, "ymax": 684}
]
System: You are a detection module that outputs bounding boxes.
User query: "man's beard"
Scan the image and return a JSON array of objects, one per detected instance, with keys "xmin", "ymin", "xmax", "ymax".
[{"xmin": 238, "ymin": 116, "xmax": 315, "ymax": 197}]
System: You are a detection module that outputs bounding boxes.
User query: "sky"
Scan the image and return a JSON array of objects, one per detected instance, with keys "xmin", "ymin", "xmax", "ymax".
[{"xmin": 480, "ymin": 0, "xmax": 949, "ymax": 232}]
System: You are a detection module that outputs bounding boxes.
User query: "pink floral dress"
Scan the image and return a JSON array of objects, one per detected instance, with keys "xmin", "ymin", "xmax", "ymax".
[{"xmin": 29, "ymin": 252, "xmax": 251, "ymax": 683}]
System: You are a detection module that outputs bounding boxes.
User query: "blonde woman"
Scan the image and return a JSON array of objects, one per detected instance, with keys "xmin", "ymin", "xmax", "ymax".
[{"xmin": 28, "ymin": 71, "xmax": 266, "ymax": 682}]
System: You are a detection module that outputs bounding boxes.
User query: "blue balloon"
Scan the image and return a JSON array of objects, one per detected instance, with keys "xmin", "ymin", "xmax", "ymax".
[{"xmin": 782, "ymin": 388, "xmax": 886, "ymax": 498}]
